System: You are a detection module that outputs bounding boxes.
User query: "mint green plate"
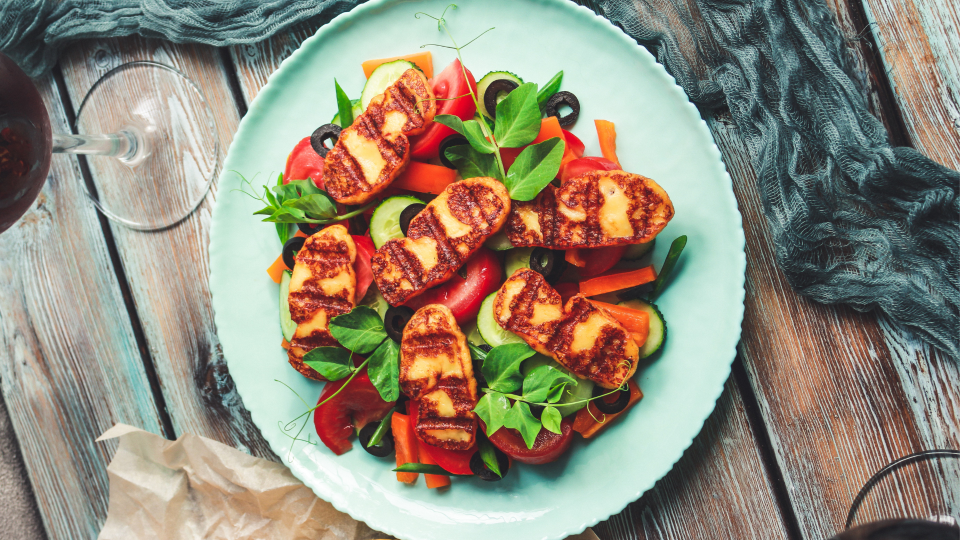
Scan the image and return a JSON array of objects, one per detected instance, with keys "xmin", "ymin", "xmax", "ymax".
[{"xmin": 209, "ymin": 1, "xmax": 745, "ymax": 539}]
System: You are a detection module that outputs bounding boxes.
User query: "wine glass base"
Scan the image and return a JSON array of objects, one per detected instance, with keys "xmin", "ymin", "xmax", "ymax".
[{"xmin": 75, "ymin": 61, "xmax": 220, "ymax": 230}]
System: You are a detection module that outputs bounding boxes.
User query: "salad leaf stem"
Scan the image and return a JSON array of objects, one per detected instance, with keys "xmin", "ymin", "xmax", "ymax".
[{"xmin": 366, "ymin": 408, "xmax": 394, "ymax": 448}]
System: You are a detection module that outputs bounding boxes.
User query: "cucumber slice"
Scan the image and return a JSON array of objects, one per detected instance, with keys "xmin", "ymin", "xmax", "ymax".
[
  {"xmin": 360, "ymin": 287, "xmax": 390, "ymax": 320},
  {"xmin": 521, "ymin": 355, "xmax": 595, "ymax": 416},
  {"xmin": 477, "ymin": 71, "xmax": 524, "ymax": 119},
  {"xmin": 361, "ymin": 60, "xmax": 418, "ymax": 111},
  {"xmin": 623, "ymin": 239, "xmax": 656, "ymax": 261},
  {"xmin": 462, "ymin": 321, "xmax": 486, "ymax": 346},
  {"xmin": 280, "ymin": 271, "xmax": 296, "ymax": 342},
  {"xmin": 619, "ymin": 299, "xmax": 666, "ymax": 358},
  {"xmin": 331, "ymin": 99, "xmax": 363, "ymax": 127},
  {"xmin": 484, "ymin": 229, "xmax": 514, "ymax": 251},
  {"xmin": 477, "ymin": 292, "xmax": 524, "ymax": 347},
  {"xmin": 369, "ymin": 195, "xmax": 424, "ymax": 248},
  {"xmin": 505, "ymin": 247, "xmax": 534, "ymax": 278}
]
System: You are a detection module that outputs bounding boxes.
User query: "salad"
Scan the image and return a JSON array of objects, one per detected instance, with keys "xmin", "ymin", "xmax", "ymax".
[{"xmin": 245, "ymin": 8, "xmax": 685, "ymax": 489}]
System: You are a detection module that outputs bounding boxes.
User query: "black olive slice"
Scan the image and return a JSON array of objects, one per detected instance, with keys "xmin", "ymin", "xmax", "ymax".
[
  {"xmin": 529, "ymin": 248, "xmax": 567, "ymax": 283},
  {"xmin": 297, "ymin": 222, "xmax": 324, "ymax": 236},
  {"xmin": 282, "ymin": 237, "xmax": 306, "ymax": 269},
  {"xmin": 478, "ymin": 344, "xmax": 492, "ymax": 353},
  {"xmin": 384, "ymin": 306, "xmax": 415, "ymax": 343},
  {"xmin": 469, "ymin": 447, "xmax": 511, "ymax": 481},
  {"xmin": 544, "ymin": 91, "xmax": 580, "ymax": 127},
  {"xmin": 483, "ymin": 79, "xmax": 519, "ymax": 119},
  {"xmin": 395, "ymin": 393, "xmax": 410, "ymax": 416},
  {"xmin": 439, "ymin": 135, "xmax": 469, "ymax": 169},
  {"xmin": 472, "ymin": 357, "xmax": 487, "ymax": 390},
  {"xmin": 310, "ymin": 123, "xmax": 342, "ymax": 157},
  {"xmin": 398, "ymin": 203, "xmax": 426, "ymax": 237},
  {"xmin": 358, "ymin": 422, "xmax": 395, "ymax": 458},
  {"xmin": 592, "ymin": 384, "xmax": 631, "ymax": 414}
]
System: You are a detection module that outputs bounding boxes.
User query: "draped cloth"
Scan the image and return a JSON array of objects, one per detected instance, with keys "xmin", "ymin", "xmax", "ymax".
[{"xmin": 2, "ymin": 0, "xmax": 957, "ymax": 357}]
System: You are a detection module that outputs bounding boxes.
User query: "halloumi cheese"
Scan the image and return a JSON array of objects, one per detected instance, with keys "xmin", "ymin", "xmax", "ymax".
[{"xmin": 287, "ymin": 225, "xmax": 356, "ymax": 380}]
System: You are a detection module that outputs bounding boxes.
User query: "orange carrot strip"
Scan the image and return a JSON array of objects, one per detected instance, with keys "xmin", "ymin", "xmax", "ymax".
[
  {"xmin": 267, "ymin": 255, "xmax": 289, "ymax": 284},
  {"xmin": 531, "ymin": 116, "xmax": 564, "ymax": 146},
  {"xmin": 579, "ymin": 266, "xmax": 656, "ymax": 297},
  {"xmin": 392, "ymin": 412, "xmax": 419, "ymax": 484},
  {"xmin": 629, "ymin": 332, "xmax": 648, "ymax": 348},
  {"xmin": 416, "ymin": 438, "xmax": 452, "ymax": 489},
  {"xmin": 294, "ymin": 229, "xmax": 308, "ymax": 238},
  {"xmin": 588, "ymin": 300, "xmax": 651, "ymax": 337},
  {"xmin": 362, "ymin": 51, "xmax": 433, "ymax": 79},
  {"xmin": 392, "ymin": 161, "xmax": 458, "ymax": 194},
  {"xmin": 594, "ymin": 120, "xmax": 621, "ymax": 168},
  {"xmin": 573, "ymin": 380, "xmax": 643, "ymax": 438},
  {"xmin": 280, "ymin": 338, "xmax": 291, "ymax": 350},
  {"xmin": 565, "ymin": 248, "xmax": 586, "ymax": 267}
]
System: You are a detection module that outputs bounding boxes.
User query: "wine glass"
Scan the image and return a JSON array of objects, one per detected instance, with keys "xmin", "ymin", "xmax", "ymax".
[{"xmin": 0, "ymin": 52, "xmax": 219, "ymax": 232}]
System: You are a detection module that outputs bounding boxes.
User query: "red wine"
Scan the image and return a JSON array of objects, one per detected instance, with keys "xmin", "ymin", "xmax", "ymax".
[{"xmin": 0, "ymin": 53, "xmax": 51, "ymax": 234}]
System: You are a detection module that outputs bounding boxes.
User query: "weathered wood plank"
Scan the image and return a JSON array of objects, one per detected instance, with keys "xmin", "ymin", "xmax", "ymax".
[
  {"xmin": 0, "ymin": 74, "xmax": 165, "ymax": 539},
  {"xmin": 56, "ymin": 38, "xmax": 277, "ymax": 459},
  {"xmin": 862, "ymin": 0, "xmax": 960, "ymax": 168}
]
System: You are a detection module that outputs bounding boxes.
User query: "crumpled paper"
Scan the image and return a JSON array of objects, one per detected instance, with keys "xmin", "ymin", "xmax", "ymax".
[{"xmin": 95, "ymin": 425, "xmax": 601, "ymax": 540}]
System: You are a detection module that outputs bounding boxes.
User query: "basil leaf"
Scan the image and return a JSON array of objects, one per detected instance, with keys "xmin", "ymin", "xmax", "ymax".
[
  {"xmin": 481, "ymin": 343, "xmax": 536, "ymax": 394},
  {"xmin": 478, "ymin": 438, "xmax": 502, "ymax": 477},
  {"xmin": 284, "ymin": 193, "xmax": 337, "ymax": 220},
  {"xmin": 435, "ymin": 116, "xmax": 494, "ymax": 154},
  {"xmin": 503, "ymin": 401, "xmax": 541, "ymax": 449},
  {"xmin": 504, "ymin": 137, "xmax": 565, "ymax": 201},
  {"xmin": 335, "ymin": 79, "xmax": 354, "ymax": 129},
  {"xmin": 394, "ymin": 463, "xmax": 469, "ymax": 476},
  {"xmin": 367, "ymin": 338, "xmax": 400, "ymax": 402},
  {"xmin": 302, "ymin": 347, "xmax": 355, "ymax": 380},
  {"xmin": 522, "ymin": 363, "xmax": 576, "ymax": 403},
  {"xmin": 474, "ymin": 392, "xmax": 511, "ymax": 436},
  {"xmin": 537, "ymin": 71, "xmax": 563, "ymax": 108},
  {"xmin": 649, "ymin": 235, "xmax": 688, "ymax": 300},
  {"xmin": 541, "ymin": 406, "xmax": 562, "ymax": 435},
  {"xmin": 494, "ymin": 83, "xmax": 541, "ymax": 148},
  {"xmin": 444, "ymin": 144, "xmax": 501, "ymax": 180},
  {"xmin": 329, "ymin": 306, "xmax": 388, "ymax": 354}
]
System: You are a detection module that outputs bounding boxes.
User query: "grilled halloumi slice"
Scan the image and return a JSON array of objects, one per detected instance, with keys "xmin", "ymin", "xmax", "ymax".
[
  {"xmin": 324, "ymin": 69, "xmax": 437, "ymax": 205},
  {"xmin": 507, "ymin": 170, "xmax": 674, "ymax": 248},
  {"xmin": 287, "ymin": 225, "xmax": 356, "ymax": 380},
  {"xmin": 372, "ymin": 177, "xmax": 511, "ymax": 306},
  {"xmin": 400, "ymin": 304, "xmax": 478, "ymax": 450},
  {"xmin": 493, "ymin": 269, "xmax": 639, "ymax": 389}
]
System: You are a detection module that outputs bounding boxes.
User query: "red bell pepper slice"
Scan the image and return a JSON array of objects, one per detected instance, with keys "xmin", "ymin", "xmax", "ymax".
[{"xmin": 313, "ymin": 370, "xmax": 394, "ymax": 455}]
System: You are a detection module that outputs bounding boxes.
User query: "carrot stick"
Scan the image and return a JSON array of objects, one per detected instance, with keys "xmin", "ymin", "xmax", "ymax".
[
  {"xmin": 392, "ymin": 412, "xmax": 419, "ymax": 484},
  {"xmin": 573, "ymin": 380, "xmax": 643, "ymax": 438},
  {"xmin": 267, "ymin": 255, "xmax": 289, "ymax": 284},
  {"xmin": 363, "ymin": 51, "xmax": 433, "ymax": 79},
  {"xmin": 587, "ymin": 300, "xmax": 651, "ymax": 337},
  {"xmin": 392, "ymin": 161, "xmax": 458, "ymax": 194},
  {"xmin": 294, "ymin": 229, "xmax": 308, "ymax": 238},
  {"xmin": 416, "ymin": 438, "xmax": 452, "ymax": 489},
  {"xmin": 565, "ymin": 248, "xmax": 586, "ymax": 267},
  {"xmin": 594, "ymin": 120, "xmax": 621, "ymax": 168},
  {"xmin": 579, "ymin": 266, "xmax": 656, "ymax": 297},
  {"xmin": 280, "ymin": 338, "xmax": 291, "ymax": 350},
  {"xmin": 531, "ymin": 116, "xmax": 564, "ymax": 145}
]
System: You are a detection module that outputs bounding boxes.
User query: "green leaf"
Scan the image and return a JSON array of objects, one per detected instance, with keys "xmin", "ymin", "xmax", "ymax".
[
  {"xmin": 335, "ymin": 79, "xmax": 354, "ymax": 129},
  {"xmin": 478, "ymin": 438, "xmax": 502, "ymax": 477},
  {"xmin": 494, "ymin": 83, "xmax": 541, "ymax": 148},
  {"xmin": 394, "ymin": 463, "xmax": 468, "ymax": 476},
  {"xmin": 473, "ymin": 392, "xmax": 511, "ymax": 436},
  {"xmin": 481, "ymin": 343, "xmax": 536, "ymax": 394},
  {"xmin": 288, "ymin": 179, "xmax": 324, "ymax": 196},
  {"xmin": 367, "ymin": 338, "xmax": 400, "ymax": 402},
  {"xmin": 329, "ymin": 306, "xmax": 388, "ymax": 354},
  {"xmin": 435, "ymin": 116, "xmax": 494, "ymax": 154},
  {"xmin": 284, "ymin": 193, "xmax": 337, "ymax": 220},
  {"xmin": 537, "ymin": 71, "xmax": 563, "ymax": 108},
  {"xmin": 649, "ymin": 235, "xmax": 687, "ymax": 300},
  {"xmin": 546, "ymin": 383, "xmax": 567, "ymax": 404},
  {"xmin": 541, "ymin": 406, "xmax": 562, "ymax": 435},
  {"xmin": 302, "ymin": 347, "xmax": 355, "ymax": 380},
  {"xmin": 503, "ymin": 401, "xmax": 541, "ymax": 449},
  {"xmin": 444, "ymin": 144, "xmax": 501, "ymax": 180},
  {"xmin": 366, "ymin": 410, "xmax": 394, "ymax": 448},
  {"xmin": 522, "ymin": 363, "xmax": 577, "ymax": 403},
  {"xmin": 276, "ymin": 222, "xmax": 290, "ymax": 245},
  {"xmin": 253, "ymin": 205, "xmax": 276, "ymax": 216},
  {"xmin": 264, "ymin": 186, "xmax": 279, "ymax": 208},
  {"xmin": 503, "ymin": 137, "xmax": 565, "ymax": 201},
  {"xmin": 467, "ymin": 342, "xmax": 488, "ymax": 362}
]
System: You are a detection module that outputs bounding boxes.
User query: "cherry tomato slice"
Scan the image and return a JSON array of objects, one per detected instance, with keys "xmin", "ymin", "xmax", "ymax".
[
  {"xmin": 559, "ymin": 156, "xmax": 620, "ymax": 184},
  {"xmin": 408, "ymin": 400, "xmax": 476, "ymax": 475},
  {"xmin": 284, "ymin": 136, "xmax": 325, "ymax": 189},
  {"xmin": 403, "ymin": 247, "xmax": 502, "ymax": 324},
  {"xmin": 484, "ymin": 417, "xmax": 575, "ymax": 465},
  {"xmin": 352, "ymin": 235, "xmax": 375, "ymax": 301},
  {"xmin": 314, "ymin": 370, "xmax": 394, "ymax": 455},
  {"xmin": 576, "ymin": 245, "xmax": 628, "ymax": 278},
  {"xmin": 409, "ymin": 59, "xmax": 478, "ymax": 161}
]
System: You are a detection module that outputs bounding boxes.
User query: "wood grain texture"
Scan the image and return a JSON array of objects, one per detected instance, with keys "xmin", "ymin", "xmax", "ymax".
[
  {"xmin": 0, "ymin": 74, "xmax": 164, "ymax": 539},
  {"xmin": 862, "ymin": 0, "xmax": 960, "ymax": 168},
  {"xmin": 56, "ymin": 38, "xmax": 277, "ymax": 460}
]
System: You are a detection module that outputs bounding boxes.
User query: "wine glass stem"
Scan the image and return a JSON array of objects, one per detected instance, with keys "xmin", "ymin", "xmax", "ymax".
[{"xmin": 52, "ymin": 131, "xmax": 138, "ymax": 161}]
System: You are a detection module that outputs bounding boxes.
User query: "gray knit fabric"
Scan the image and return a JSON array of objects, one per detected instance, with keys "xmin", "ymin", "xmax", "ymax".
[{"xmin": 2, "ymin": 0, "xmax": 957, "ymax": 357}]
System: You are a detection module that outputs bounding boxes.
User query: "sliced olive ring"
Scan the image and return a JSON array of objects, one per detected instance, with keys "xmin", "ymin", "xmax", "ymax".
[
  {"xmin": 310, "ymin": 123, "xmax": 342, "ymax": 157},
  {"xmin": 398, "ymin": 203, "xmax": 426, "ymax": 237},
  {"xmin": 483, "ymin": 79, "xmax": 519, "ymax": 119},
  {"xmin": 282, "ymin": 236, "xmax": 306, "ymax": 269},
  {"xmin": 439, "ymin": 135, "xmax": 469, "ymax": 169},
  {"xmin": 358, "ymin": 422, "xmax": 395, "ymax": 458},
  {"xmin": 544, "ymin": 91, "xmax": 580, "ymax": 127},
  {"xmin": 472, "ymin": 357, "xmax": 487, "ymax": 390},
  {"xmin": 384, "ymin": 306, "xmax": 415, "ymax": 343},
  {"xmin": 530, "ymin": 247, "xmax": 567, "ymax": 283},
  {"xmin": 395, "ymin": 393, "xmax": 410, "ymax": 415},
  {"xmin": 477, "ymin": 344, "xmax": 492, "ymax": 353},
  {"xmin": 592, "ymin": 384, "xmax": 631, "ymax": 414},
  {"xmin": 297, "ymin": 222, "xmax": 323, "ymax": 236},
  {"xmin": 469, "ymin": 447, "xmax": 511, "ymax": 481}
]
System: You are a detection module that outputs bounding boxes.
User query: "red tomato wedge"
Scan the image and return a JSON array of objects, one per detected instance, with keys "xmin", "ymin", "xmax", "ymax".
[
  {"xmin": 559, "ymin": 156, "xmax": 620, "ymax": 184},
  {"xmin": 484, "ymin": 417, "xmax": 575, "ymax": 465},
  {"xmin": 562, "ymin": 129, "xmax": 585, "ymax": 159},
  {"xmin": 408, "ymin": 400, "xmax": 475, "ymax": 475},
  {"xmin": 403, "ymin": 247, "xmax": 502, "ymax": 325},
  {"xmin": 314, "ymin": 370, "xmax": 394, "ymax": 455},
  {"xmin": 352, "ymin": 235, "xmax": 375, "ymax": 301},
  {"xmin": 409, "ymin": 59, "xmax": 478, "ymax": 161},
  {"xmin": 576, "ymin": 244, "xmax": 628, "ymax": 278},
  {"xmin": 283, "ymin": 136, "xmax": 325, "ymax": 189}
]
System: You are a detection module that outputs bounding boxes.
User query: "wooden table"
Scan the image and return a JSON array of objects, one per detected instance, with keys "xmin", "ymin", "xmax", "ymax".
[{"xmin": 1, "ymin": 1, "xmax": 957, "ymax": 538}]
